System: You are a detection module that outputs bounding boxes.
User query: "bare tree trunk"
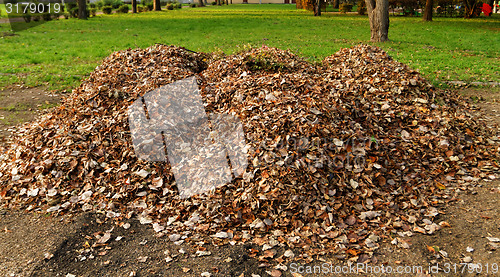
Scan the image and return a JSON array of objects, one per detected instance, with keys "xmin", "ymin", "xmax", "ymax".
[
  {"xmin": 423, "ymin": 0, "xmax": 433, "ymax": 21},
  {"xmin": 333, "ymin": 0, "xmax": 339, "ymax": 8},
  {"xmin": 198, "ymin": 0, "xmax": 205, "ymax": 6},
  {"xmin": 314, "ymin": 0, "xmax": 321, "ymax": 15},
  {"xmin": 77, "ymin": 0, "xmax": 87, "ymax": 19},
  {"xmin": 154, "ymin": 0, "xmax": 161, "ymax": 11},
  {"xmin": 365, "ymin": 0, "xmax": 389, "ymax": 42},
  {"xmin": 132, "ymin": 0, "xmax": 137, "ymax": 13}
]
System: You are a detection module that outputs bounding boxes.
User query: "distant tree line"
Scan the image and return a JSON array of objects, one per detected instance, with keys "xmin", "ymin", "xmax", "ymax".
[{"xmin": 297, "ymin": 0, "xmax": 492, "ymax": 18}]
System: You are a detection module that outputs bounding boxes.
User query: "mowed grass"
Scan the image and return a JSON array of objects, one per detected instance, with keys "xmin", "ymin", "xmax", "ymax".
[{"xmin": 0, "ymin": 4, "xmax": 499, "ymax": 91}]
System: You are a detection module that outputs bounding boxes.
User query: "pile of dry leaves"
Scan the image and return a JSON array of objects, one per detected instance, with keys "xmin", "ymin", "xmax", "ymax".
[{"xmin": 0, "ymin": 44, "xmax": 498, "ymax": 264}]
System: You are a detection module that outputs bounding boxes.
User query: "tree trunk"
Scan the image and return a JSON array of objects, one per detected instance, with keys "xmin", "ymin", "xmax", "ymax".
[
  {"xmin": 77, "ymin": 0, "xmax": 87, "ymax": 19},
  {"xmin": 314, "ymin": 0, "xmax": 321, "ymax": 15},
  {"xmin": 333, "ymin": 0, "xmax": 339, "ymax": 8},
  {"xmin": 198, "ymin": 0, "xmax": 205, "ymax": 6},
  {"xmin": 365, "ymin": 0, "xmax": 389, "ymax": 42},
  {"xmin": 132, "ymin": 0, "xmax": 137, "ymax": 13},
  {"xmin": 154, "ymin": 0, "xmax": 161, "ymax": 11},
  {"xmin": 423, "ymin": 0, "xmax": 433, "ymax": 21}
]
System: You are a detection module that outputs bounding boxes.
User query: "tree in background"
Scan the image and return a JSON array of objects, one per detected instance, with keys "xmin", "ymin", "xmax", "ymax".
[
  {"xmin": 365, "ymin": 0, "xmax": 389, "ymax": 41},
  {"xmin": 132, "ymin": 0, "xmax": 138, "ymax": 13},
  {"xmin": 296, "ymin": 0, "xmax": 323, "ymax": 15},
  {"xmin": 297, "ymin": 0, "xmax": 388, "ymax": 38},
  {"xmin": 198, "ymin": 0, "xmax": 205, "ymax": 6},
  {"xmin": 423, "ymin": 0, "xmax": 433, "ymax": 20},
  {"xmin": 154, "ymin": 0, "xmax": 161, "ymax": 10},
  {"xmin": 78, "ymin": 0, "xmax": 87, "ymax": 19},
  {"xmin": 313, "ymin": 0, "xmax": 322, "ymax": 15}
]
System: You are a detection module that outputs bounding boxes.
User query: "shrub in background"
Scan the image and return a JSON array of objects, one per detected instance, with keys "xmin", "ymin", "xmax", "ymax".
[
  {"xmin": 66, "ymin": 2, "xmax": 78, "ymax": 17},
  {"xmin": 90, "ymin": 8, "xmax": 97, "ymax": 16},
  {"xmin": 339, "ymin": 3, "xmax": 353, "ymax": 12},
  {"xmin": 436, "ymin": 0, "xmax": 463, "ymax": 17},
  {"xmin": 117, "ymin": 4, "xmax": 129, "ymax": 12},
  {"xmin": 66, "ymin": 2, "xmax": 77, "ymax": 11},
  {"xmin": 102, "ymin": 5, "xmax": 113, "ymax": 13},
  {"xmin": 103, "ymin": 0, "xmax": 123, "ymax": 9},
  {"xmin": 69, "ymin": 7, "xmax": 78, "ymax": 17},
  {"xmin": 190, "ymin": 3, "xmax": 196, "ymax": 7},
  {"xmin": 42, "ymin": 12, "xmax": 52, "ymax": 21},
  {"xmin": 166, "ymin": 3, "xmax": 174, "ymax": 9},
  {"xmin": 357, "ymin": 0, "xmax": 366, "ymax": 14}
]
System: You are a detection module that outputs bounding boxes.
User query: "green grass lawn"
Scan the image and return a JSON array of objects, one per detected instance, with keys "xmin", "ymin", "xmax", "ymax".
[{"xmin": 0, "ymin": 4, "xmax": 499, "ymax": 91}]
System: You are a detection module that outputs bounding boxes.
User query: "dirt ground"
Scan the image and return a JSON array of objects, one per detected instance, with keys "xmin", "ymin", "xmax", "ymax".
[
  {"xmin": 0, "ymin": 86, "xmax": 62, "ymax": 144},
  {"xmin": 0, "ymin": 86, "xmax": 498, "ymax": 277}
]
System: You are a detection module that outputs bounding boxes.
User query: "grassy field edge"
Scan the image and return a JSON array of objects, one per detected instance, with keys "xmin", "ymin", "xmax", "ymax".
[{"xmin": 1, "ymin": 4, "xmax": 499, "ymax": 91}]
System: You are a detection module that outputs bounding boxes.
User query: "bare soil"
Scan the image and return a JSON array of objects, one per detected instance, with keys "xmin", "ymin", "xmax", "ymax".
[
  {"xmin": 0, "ymin": 86, "xmax": 498, "ymax": 277},
  {"xmin": 0, "ymin": 86, "xmax": 63, "ymax": 144}
]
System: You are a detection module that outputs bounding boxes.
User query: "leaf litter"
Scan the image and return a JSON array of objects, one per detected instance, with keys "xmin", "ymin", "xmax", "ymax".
[{"xmin": 0, "ymin": 44, "xmax": 498, "ymax": 265}]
